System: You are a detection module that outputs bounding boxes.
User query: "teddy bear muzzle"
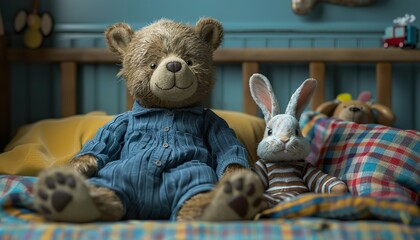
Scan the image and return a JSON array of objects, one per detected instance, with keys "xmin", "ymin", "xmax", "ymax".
[
  {"xmin": 337, "ymin": 104, "xmax": 373, "ymax": 124},
  {"xmin": 150, "ymin": 56, "xmax": 198, "ymax": 102}
]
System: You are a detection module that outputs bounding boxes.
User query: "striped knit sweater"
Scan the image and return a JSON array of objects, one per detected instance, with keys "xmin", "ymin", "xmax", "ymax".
[{"xmin": 254, "ymin": 159, "xmax": 344, "ymax": 206}]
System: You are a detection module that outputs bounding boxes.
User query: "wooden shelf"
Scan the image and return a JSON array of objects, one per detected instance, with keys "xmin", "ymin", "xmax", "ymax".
[
  {"xmin": 3, "ymin": 47, "xmax": 420, "ymax": 150},
  {"xmin": 7, "ymin": 48, "xmax": 118, "ymax": 63},
  {"xmin": 7, "ymin": 48, "xmax": 420, "ymax": 63},
  {"xmin": 214, "ymin": 48, "xmax": 420, "ymax": 63}
]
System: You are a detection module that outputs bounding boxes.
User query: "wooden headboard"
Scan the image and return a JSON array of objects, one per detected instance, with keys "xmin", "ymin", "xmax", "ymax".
[{"xmin": 2, "ymin": 35, "xmax": 420, "ymax": 149}]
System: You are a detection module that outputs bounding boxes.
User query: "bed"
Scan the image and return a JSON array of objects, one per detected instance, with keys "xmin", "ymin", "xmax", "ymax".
[{"xmin": 1, "ymin": 34, "xmax": 420, "ymax": 239}]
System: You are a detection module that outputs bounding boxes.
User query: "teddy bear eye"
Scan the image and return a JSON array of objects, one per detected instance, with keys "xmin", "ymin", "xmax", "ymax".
[
  {"xmin": 187, "ymin": 60, "xmax": 193, "ymax": 66},
  {"xmin": 150, "ymin": 63, "xmax": 157, "ymax": 69},
  {"xmin": 267, "ymin": 128, "xmax": 273, "ymax": 136}
]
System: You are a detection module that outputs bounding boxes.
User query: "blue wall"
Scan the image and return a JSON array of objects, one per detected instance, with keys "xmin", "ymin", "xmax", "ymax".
[{"xmin": 1, "ymin": 0, "xmax": 420, "ymax": 132}]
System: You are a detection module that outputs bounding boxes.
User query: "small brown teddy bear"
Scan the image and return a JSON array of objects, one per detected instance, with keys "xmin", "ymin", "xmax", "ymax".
[
  {"xmin": 33, "ymin": 18, "xmax": 264, "ymax": 222},
  {"xmin": 316, "ymin": 91, "xmax": 396, "ymax": 126}
]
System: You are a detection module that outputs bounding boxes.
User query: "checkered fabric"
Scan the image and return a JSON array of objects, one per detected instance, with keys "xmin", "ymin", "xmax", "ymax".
[
  {"xmin": 1, "ymin": 173, "xmax": 420, "ymax": 239},
  {"xmin": 301, "ymin": 112, "xmax": 420, "ymax": 203},
  {"xmin": 261, "ymin": 193, "xmax": 420, "ymax": 224}
]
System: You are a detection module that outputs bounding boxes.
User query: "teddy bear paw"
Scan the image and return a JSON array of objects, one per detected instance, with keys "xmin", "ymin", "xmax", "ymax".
[
  {"xmin": 69, "ymin": 154, "xmax": 98, "ymax": 177},
  {"xmin": 200, "ymin": 170, "xmax": 264, "ymax": 221},
  {"xmin": 33, "ymin": 167, "xmax": 101, "ymax": 222}
]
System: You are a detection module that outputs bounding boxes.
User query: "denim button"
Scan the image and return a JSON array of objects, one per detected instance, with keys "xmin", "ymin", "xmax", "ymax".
[
  {"xmin": 163, "ymin": 143, "xmax": 169, "ymax": 148},
  {"xmin": 164, "ymin": 127, "xmax": 170, "ymax": 132},
  {"xmin": 156, "ymin": 160, "xmax": 162, "ymax": 166}
]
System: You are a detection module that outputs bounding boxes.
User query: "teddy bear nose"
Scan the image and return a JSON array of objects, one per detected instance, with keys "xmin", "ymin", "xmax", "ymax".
[
  {"xmin": 349, "ymin": 106, "xmax": 361, "ymax": 113},
  {"xmin": 166, "ymin": 61, "xmax": 182, "ymax": 73}
]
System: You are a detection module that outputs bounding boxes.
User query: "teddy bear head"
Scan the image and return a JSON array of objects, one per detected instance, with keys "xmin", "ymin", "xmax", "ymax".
[
  {"xmin": 105, "ymin": 18, "xmax": 223, "ymax": 109},
  {"xmin": 315, "ymin": 91, "xmax": 396, "ymax": 126}
]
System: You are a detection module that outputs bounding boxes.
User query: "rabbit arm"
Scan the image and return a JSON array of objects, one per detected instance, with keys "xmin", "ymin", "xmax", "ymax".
[
  {"xmin": 302, "ymin": 163, "xmax": 346, "ymax": 193},
  {"xmin": 254, "ymin": 160, "xmax": 269, "ymax": 189}
]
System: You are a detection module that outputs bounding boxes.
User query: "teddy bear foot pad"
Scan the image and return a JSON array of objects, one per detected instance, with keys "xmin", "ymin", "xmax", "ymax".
[
  {"xmin": 33, "ymin": 167, "xmax": 101, "ymax": 222},
  {"xmin": 200, "ymin": 171, "xmax": 264, "ymax": 221}
]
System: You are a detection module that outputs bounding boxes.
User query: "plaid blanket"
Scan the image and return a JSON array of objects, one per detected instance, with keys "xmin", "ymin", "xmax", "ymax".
[
  {"xmin": 1, "ymin": 175, "xmax": 420, "ymax": 239},
  {"xmin": 301, "ymin": 112, "xmax": 420, "ymax": 204},
  {"xmin": 261, "ymin": 193, "xmax": 420, "ymax": 224}
]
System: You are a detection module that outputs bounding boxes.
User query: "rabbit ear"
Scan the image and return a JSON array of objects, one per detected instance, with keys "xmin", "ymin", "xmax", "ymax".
[
  {"xmin": 285, "ymin": 78, "xmax": 317, "ymax": 120},
  {"xmin": 249, "ymin": 73, "xmax": 280, "ymax": 123}
]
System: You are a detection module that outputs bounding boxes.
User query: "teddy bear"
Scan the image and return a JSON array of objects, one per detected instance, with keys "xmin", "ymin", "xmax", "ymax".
[
  {"xmin": 315, "ymin": 91, "xmax": 396, "ymax": 126},
  {"xmin": 32, "ymin": 18, "xmax": 264, "ymax": 223}
]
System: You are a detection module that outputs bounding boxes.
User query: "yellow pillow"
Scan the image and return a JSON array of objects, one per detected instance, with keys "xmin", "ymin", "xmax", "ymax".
[
  {"xmin": 0, "ymin": 110, "xmax": 264, "ymax": 176},
  {"xmin": 213, "ymin": 109, "xmax": 265, "ymax": 165}
]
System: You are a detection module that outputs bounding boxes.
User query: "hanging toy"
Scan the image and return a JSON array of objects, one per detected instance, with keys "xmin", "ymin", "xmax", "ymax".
[
  {"xmin": 292, "ymin": 0, "xmax": 376, "ymax": 15},
  {"xmin": 13, "ymin": 0, "xmax": 54, "ymax": 48}
]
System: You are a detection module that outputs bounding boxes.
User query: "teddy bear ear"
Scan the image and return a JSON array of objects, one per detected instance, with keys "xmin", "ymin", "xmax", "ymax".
[
  {"xmin": 195, "ymin": 18, "xmax": 224, "ymax": 50},
  {"xmin": 105, "ymin": 23, "xmax": 134, "ymax": 56},
  {"xmin": 370, "ymin": 104, "xmax": 396, "ymax": 126},
  {"xmin": 315, "ymin": 101, "xmax": 340, "ymax": 117}
]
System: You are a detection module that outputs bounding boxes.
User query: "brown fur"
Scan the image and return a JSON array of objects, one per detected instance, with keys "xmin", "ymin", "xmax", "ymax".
[
  {"xmin": 105, "ymin": 23, "xmax": 134, "ymax": 58},
  {"xmin": 176, "ymin": 165, "xmax": 246, "ymax": 221},
  {"xmin": 89, "ymin": 185, "xmax": 124, "ymax": 221},
  {"xmin": 177, "ymin": 165, "xmax": 263, "ymax": 221},
  {"xmin": 34, "ymin": 18, "xmax": 258, "ymax": 223},
  {"xmin": 105, "ymin": 18, "xmax": 259, "ymax": 221},
  {"xmin": 69, "ymin": 154, "xmax": 97, "ymax": 177},
  {"xmin": 316, "ymin": 99, "xmax": 396, "ymax": 126},
  {"xmin": 177, "ymin": 192, "xmax": 214, "ymax": 221},
  {"xmin": 111, "ymin": 18, "xmax": 223, "ymax": 109}
]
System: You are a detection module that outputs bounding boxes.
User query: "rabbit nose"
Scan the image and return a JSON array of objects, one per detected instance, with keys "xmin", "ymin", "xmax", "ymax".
[
  {"xmin": 280, "ymin": 135, "xmax": 290, "ymax": 143},
  {"xmin": 268, "ymin": 139, "xmax": 285, "ymax": 152}
]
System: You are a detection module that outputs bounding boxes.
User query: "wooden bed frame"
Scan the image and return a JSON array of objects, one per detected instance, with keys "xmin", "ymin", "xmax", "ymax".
[{"xmin": 2, "ymin": 35, "xmax": 420, "ymax": 149}]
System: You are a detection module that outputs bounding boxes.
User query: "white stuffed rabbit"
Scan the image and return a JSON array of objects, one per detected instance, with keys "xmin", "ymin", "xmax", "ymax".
[{"xmin": 249, "ymin": 73, "xmax": 347, "ymax": 206}]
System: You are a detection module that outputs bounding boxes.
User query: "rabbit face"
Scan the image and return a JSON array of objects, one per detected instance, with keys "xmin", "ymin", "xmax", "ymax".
[
  {"xmin": 249, "ymin": 73, "xmax": 317, "ymax": 163},
  {"xmin": 257, "ymin": 114, "xmax": 310, "ymax": 161}
]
